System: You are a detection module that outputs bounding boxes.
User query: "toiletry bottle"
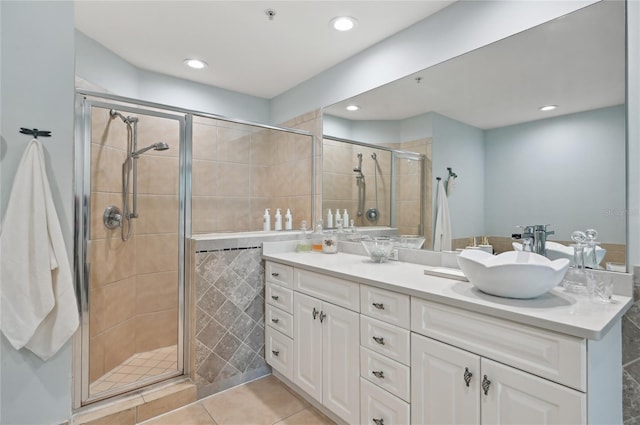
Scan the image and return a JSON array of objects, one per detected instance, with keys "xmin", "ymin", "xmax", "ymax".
[
  {"xmin": 274, "ymin": 208, "xmax": 282, "ymax": 231},
  {"xmin": 326, "ymin": 209, "xmax": 333, "ymax": 229},
  {"xmin": 263, "ymin": 208, "xmax": 271, "ymax": 231},
  {"xmin": 285, "ymin": 208, "xmax": 292, "ymax": 230},
  {"xmin": 335, "ymin": 209, "xmax": 342, "ymax": 226},
  {"xmin": 343, "ymin": 209, "xmax": 349, "ymax": 228},
  {"xmin": 296, "ymin": 220, "xmax": 311, "ymax": 252},
  {"xmin": 312, "ymin": 220, "xmax": 324, "ymax": 252}
]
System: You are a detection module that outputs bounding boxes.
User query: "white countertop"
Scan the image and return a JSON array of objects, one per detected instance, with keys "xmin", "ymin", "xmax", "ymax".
[{"xmin": 263, "ymin": 247, "xmax": 632, "ymax": 341}]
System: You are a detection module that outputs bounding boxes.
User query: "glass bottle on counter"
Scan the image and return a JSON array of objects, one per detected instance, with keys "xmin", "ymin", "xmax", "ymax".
[
  {"xmin": 296, "ymin": 221, "xmax": 311, "ymax": 253},
  {"xmin": 312, "ymin": 220, "xmax": 324, "ymax": 252}
]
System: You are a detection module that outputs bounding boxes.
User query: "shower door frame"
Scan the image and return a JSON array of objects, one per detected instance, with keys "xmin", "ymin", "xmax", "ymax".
[{"xmin": 73, "ymin": 93, "xmax": 189, "ymax": 408}]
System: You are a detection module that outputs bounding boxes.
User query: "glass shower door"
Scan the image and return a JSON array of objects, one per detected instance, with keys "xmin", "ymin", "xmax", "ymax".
[{"xmin": 75, "ymin": 96, "xmax": 186, "ymax": 405}]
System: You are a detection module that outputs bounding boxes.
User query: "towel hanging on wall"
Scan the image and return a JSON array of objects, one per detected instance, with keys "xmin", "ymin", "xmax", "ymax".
[
  {"xmin": 0, "ymin": 139, "xmax": 79, "ymax": 361},
  {"xmin": 433, "ymin": 179, "xmax": 452, "ymax": 252}
]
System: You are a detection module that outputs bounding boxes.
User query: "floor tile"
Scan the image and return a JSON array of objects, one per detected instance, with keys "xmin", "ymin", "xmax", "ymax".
[
  {"xmin": 200, "ymin": 375, "xmax": 308, "ymax": 425},
  {"xmin": 274, "ymin": 408, "xmax": 336, "ymax": 425},
  {"xmin": 138, "ymin": 403, "xmax": 216, "ymax": 425}
]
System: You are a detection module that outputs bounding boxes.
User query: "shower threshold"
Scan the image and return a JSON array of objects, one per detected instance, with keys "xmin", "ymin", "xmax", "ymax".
[{"xmin": 89, "ymin": 345, "xmax": 177, "ymax": 395}]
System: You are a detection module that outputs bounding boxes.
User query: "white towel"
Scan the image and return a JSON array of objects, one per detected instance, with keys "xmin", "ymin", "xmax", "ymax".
[
  {"xmin": 0, "ymin": 139, "xmax": 79, "ymax": 360},
  {"xmin": 433, "ymin": 180, "xmax": 452, "ymax": 252}
]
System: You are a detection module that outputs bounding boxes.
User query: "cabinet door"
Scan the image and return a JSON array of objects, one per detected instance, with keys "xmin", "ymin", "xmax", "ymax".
[
  {"xmin": 412, "ymin": 334, "xmax": 480, "ymax": 425},
  {"xmin": 293, "ymin": 292, "xmax": 323, "ymax": 403},
  {"xmin": 323, "ymin": 302, "xmax": 360, "ymax": 425},
  {"xmin": 481, "ymin": 358, "xmax": 586, "ymax": 425}
]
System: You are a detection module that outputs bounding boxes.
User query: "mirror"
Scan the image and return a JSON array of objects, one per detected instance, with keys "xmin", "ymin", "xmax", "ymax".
[{"xmin": 322, "ymin": 1, "xmax": 626, "ymax": 269}]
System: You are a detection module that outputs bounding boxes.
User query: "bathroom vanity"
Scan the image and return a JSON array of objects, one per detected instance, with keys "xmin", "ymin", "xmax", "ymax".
[{"xmin": 262, "ymin": 242, "xmax": 632, "ymax": 425}]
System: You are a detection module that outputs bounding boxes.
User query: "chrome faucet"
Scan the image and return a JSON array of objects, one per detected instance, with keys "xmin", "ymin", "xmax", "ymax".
[{"xmin": 512, "ymin": 224, "xmax": 554, "ymax": 256}]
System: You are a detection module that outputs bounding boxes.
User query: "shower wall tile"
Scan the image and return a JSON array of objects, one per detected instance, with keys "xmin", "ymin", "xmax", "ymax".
[
  {"xmin": 103, "ymin": 277, "xmax": 136, "ymax": 330},
  {"xmin": 137, "ymin": 156, "xmax": 179, "ymax": 195},
  {"xmin": 192, "ymin": 197, "xmax": 219, "ymax": 233},
  {"xmin": 91, "ymin": 107, "xmax": 128, "ymax": 151},
  {"xmin": 218, "ymin": 128, "xmax": 251, "ymax": 163},
  {"xmin": 218, "ymin": 163, "xmax": 250, "ymax": 196},
  {"xmin": 135, "ymin": 309, "xmax": 178, "ymax": 353},
  {"xmin": 103, "ymin": 319, "xmax": 136, "ymax": 372},
  {"xmin": 136, "ymin": 234, "xmax": 179, "ymax": 274},
  {"xmin": 90, "ymin": 192, "xmax": 122, "ymax": 241},
  {"xmin": 89, "ymin": 334, "xmax": 106, "ymax": 382},
  {"xmin": 136, "ymin": 271, "xmax": 179, "ymax": 314},
  {"xmin": 136, "ymin": 115, "xmax": 180, "ymax": 159},
  {"xmin": 194, "ymin": 248, "xmax": 267, "ymax": 395},
  {"xmin": 215, "ymin": 198, "xmax": 251, "ymax": 231},
  {"xmin": 89, "ymin": 237, "xmax": 137, "ymax": 288},
  {"xmin": 91, "ymin": 144, "xmax": 127, "ymax": 193},
  {"xmin": 250, "ymin": 131, "xmax": 271, "ymax": 165},
  {"xmin": 135, "ymin": 195, "xmax": 179, "ymax": 235},
  {"xmin": 192, "ymin": 121, "xmax": 218, "ymax": 161},
  {"xmin": 250, "ymin": 165, "xmax": 271, "ymax": 197},
  {"xmin": 192, "ymin": 160, "xmax": 219, "ymax": 197}
]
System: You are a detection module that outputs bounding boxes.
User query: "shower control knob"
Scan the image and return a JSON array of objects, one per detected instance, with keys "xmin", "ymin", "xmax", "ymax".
[{"xmin": 103, "ymin": 205, "xmax": 122, "ymax": 229}]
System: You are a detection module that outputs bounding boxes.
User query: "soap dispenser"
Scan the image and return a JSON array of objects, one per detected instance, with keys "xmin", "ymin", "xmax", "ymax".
[
  {"xmin": 263, "ymin": 208, "xmax": 271, "ymax": 231},
  {"xmin": 285, "ymin": 208, "xmax": 292, "ymax": 230},
  {"xmin": 326, "ymin": 209, "xmax": 333, "ymax": 229},
  {"xmin": 274, "ymin": 208, "xmax": 282, "ymax": 231}
]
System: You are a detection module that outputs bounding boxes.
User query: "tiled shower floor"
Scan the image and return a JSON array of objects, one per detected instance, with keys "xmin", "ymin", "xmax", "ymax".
[{"xmin": 90, "ymin": 345, "xmax": 178, "ymax": 394}]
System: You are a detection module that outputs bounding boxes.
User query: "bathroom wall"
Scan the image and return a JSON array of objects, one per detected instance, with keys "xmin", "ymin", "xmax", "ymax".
[
  {"xmin": 485, "ymin": 105, "xmax": 626, "ymax": 244},
  {"xmin": 88, "ymin": 107, "xmax": 180, "ymax": 389},
  {"xmin": 191, "ymin": 116, "xmax": 313, "ymax": 234},
  {"xmin": 0, "ymin": 2, "xmax": 75, "ymax": 424}
]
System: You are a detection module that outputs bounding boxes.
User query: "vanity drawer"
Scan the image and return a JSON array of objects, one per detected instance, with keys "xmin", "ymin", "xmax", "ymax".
[
  {"xmin": 266, "ymin": 304, "xmax": 293, "ymax": 338},
  {"xmin": 411, "ymin": 298, "xmax": 586, "ymax": 391},
  {"xmin": 265, "ymin": 261, "xmax": 293, "ymax": 288},
  {"xmin": 361, "ymin": 315, "xmax": 410, "ymax": 366},
  {"xmin": 265, "ymin": 327, "xmax": 293, "ymax": 381},
  {"xmin": 266, "ymin": 281, "xmax": 293, "ymax": 314},
  {"xmin": 360, "ymin": 378, "xmax": 410, "ymax": 425},
  {"xmin": 360, "ymin": 347, "xmax": 410, "ymax": 402},
  {"xmin": 360, "ymin": 285, "xmax": 410, "ymax": 329},
  {"xmin": 294, "ymin": 269, "xmax": 359, "ymax": 312}
]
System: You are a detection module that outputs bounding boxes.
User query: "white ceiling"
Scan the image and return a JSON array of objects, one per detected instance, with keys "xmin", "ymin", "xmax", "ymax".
[
  {"xmin": 74, "ymin": 1, "xmax": 454, "ymax": 99},
  {"xmin": 324, "ymin": 0, "xmax": 626, "ymax": 129}
]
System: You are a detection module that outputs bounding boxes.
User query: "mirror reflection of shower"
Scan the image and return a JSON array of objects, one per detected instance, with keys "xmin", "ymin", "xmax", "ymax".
[
  {"xmin": 354, "ymin": 152, "xmax": 365, "ymax": 217},
  {"xmin": 366, "ymin": 152, "xmax": 380, "ymax": 223},
  {"xmin": 104, "ymin": 109, "xmax": 170, "ymax": 241}
]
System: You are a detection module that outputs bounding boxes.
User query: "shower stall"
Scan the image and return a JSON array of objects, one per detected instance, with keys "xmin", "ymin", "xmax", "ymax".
[{"xmin": 74, "ymin": 92, "xmax": 315, "ymax": 408}]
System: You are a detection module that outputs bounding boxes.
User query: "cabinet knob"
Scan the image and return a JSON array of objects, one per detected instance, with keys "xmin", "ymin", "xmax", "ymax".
[
  {"xmin": 371, "ymin": 370, "xmax": 385, "ymax": 379},
  {"xmin": 312, "ymin": 307, "xmax": 319, "ymax": 320},
  {"xmin": 272, "ymin": 350, "xmax": 279, "ymax": 357},
  {"xmin": 372, "ymin": 302, "xmax": 385, "ymax": 310},
  {"xmin": 482, "ymin": 375, "xmax": 491, "ymax": 395},
  {"xmin": 372, "ymin": 418, "xmax": 384, "ymax": 425},
  {"xmin": 319, "ymin": 311, "xmax": 326, "ymax": 323},
  {"xmin": 271, "ymin": 295, "xmax": 279, "ymax": 300},
  {"xmin": 271, "ymin": 272, "xmax": 279, "ymax": 277},
  {"xmin": 463, "ymin": 367, "xmax": 473, "ymax": 387},
  {"xmin": 372, "ymin": 336, "xmax": 385, "ymax": 345},
  {"xmin": 271, "ymin": 318, "xmax": 279, "ymax": 324}
]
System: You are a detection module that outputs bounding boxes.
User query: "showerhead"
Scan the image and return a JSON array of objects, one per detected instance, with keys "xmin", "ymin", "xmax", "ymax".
[
  {"xmin": 130, "ymin": 142, "xmax": 169, "ymax": 158},
  {"xmin": 110, "ymin": 109, "xmax": 139, "ymax": 124}
]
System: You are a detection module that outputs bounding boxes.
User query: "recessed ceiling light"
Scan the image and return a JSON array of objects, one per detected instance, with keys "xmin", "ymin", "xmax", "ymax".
[
  {"xmin": 331, "ymin": 16, "xmax": 358, "ymax": 32},
  {"xmin": 184, "ymin": 58, "xmax": 208, "ymax": 70},
  {"xmin": 346, "ymin": 105, "xmax": 359, "ymax": 111},
  {"xmin": 539, "ymin": 105, "xmax": 557, "ymax": 111}
]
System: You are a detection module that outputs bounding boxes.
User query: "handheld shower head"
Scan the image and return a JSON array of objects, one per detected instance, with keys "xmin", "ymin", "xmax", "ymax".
[
  {"xmin": 110, "ymin": 109, "xmax": 139, "ymax": 124},
  {"xmin": 130, "ymin": 142, "xmax": 169, "ymax": 158}
]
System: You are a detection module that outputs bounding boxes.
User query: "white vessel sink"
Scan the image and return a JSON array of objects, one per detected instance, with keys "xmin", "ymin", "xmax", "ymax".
[
  {"xmin": 512, "ymin": 241, "xmax": 606, "ymax": 266},
  {"xmin": 457, "ymin": 250, "xmax": 570, "ymax": 299}
]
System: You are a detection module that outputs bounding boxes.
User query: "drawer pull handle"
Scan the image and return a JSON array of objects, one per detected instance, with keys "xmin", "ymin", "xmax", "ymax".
[
  {"xmin": 371, "ymin": 370, "xmax": 385, "ymax": 379},
  {"xmin": 463, "ymin": 367, "xmax": 473, "ymax": 387},
  {"xmin": 312, "ymin": 307, "xmax": 319, "ymax": 320},
  {"xmin": 372, "ymin": 302, "xmax": 385, "ymax": 310},
  {"xmin": 272, "ymin": 350, "xmax": 280, "ymax": 357},
  {"xmin": 319, "ymin": 311, "xmax": 326, "ymax": 323},
  {"xmin": 271, "ymin": 318, "xmax": 279, "ymax": 324},
  {"xmin": 271, "ymin": 272, "xmax": 280, "ymax": 277},
  {"xmin": 482, "ymin": 375, "xmax": 491, "ymax": 395},
  {"xmin": 372, "ymin": 336, "xmax": 385, "ymax": 345},
  {"xmin": 271, "ymin": 295, "xmax": 279, "ymax": 301},
  {"xmin": 372, "ymin": 418, "xmax": 384, "ymax": 425}
]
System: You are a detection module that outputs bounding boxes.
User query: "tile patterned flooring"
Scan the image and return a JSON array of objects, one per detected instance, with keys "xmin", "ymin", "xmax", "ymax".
[
  {"xmin": 90, "ymin": 346, "xmax": 178, "ymax": 394},
  {"xmin": 137, "ymin": 375, "xmax": 336, "ymax": 425}
]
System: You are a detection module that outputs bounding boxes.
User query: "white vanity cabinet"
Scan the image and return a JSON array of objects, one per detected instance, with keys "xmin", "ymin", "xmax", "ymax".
[
  {"xmin": 266, "ymin": 264, "xmax": 361, "ymax": 425},
  {"xmin": 411, "ymin": 333, "xmax": 585, "ymax": 425}
]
